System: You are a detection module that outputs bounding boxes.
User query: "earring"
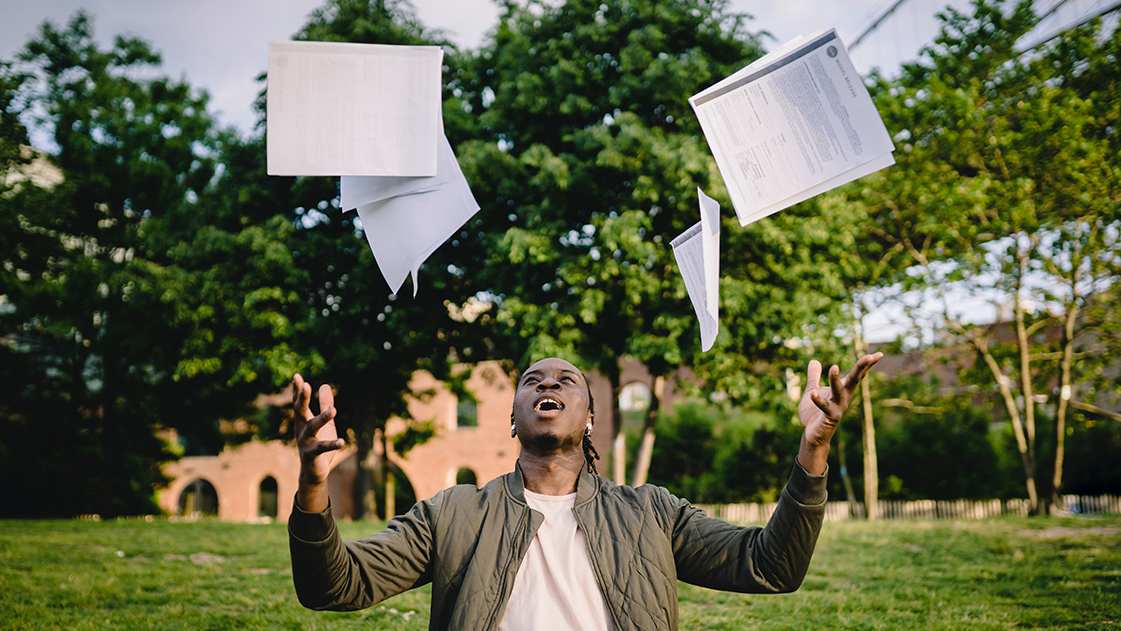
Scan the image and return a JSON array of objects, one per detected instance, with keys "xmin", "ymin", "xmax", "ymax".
[
  {"xmin": 511, "ymin": 422, "xmax": 517, "ymax": 438},
  {"xmin": 585, "ymin": 423, "xmax": 592, "ymax": 437}
]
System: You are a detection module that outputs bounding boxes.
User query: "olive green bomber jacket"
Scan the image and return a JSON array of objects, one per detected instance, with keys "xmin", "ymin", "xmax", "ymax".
[{"xmin": 288, "ymin": 462, "xmax": 827, "ymax": 631}]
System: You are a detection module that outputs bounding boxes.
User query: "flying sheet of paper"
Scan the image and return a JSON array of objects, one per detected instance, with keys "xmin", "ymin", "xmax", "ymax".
[
  {"xmin": 355, "ymin": 134, "xmax": 479, "ymax": 296},
  {"xmin": 341, "ymin": 168, "xmax": 451, "ymax": 211},
  {"xmin": 671, "ymin": 189, "xmax": 722, "ymax": 352},
  {"xmin": 266, "ymin": 40, "xmax": 443, "ymax": 177},
  {"xmin": 690, "ymin": 29, "xmax": 895, "ymax": 226}
]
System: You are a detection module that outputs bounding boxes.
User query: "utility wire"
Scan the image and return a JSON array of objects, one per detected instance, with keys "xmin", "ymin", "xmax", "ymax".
[{"xmin": 850, "ymin": 0, "xmax": 912, "ymax": 50}]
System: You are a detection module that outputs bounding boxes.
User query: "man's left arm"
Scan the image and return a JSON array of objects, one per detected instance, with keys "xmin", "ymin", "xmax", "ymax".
[
  {"xmin": 670, "ymin": 353, "xmax": 882, "ymax": 593},
  {"xmin": 667, "ymin": 461, "xmax": 827, "ymax": 594}
]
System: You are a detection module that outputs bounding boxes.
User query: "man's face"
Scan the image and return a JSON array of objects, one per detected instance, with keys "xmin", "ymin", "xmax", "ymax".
[{"xmin": 512, "ymin": 358, "xmax": 593, "ymax": 452}]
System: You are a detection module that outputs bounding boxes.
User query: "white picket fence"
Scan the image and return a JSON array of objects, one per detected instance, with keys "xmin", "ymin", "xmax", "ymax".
[{"xmin": 695, "ymin": 494, "xmax": 1121, "ymax": 523}]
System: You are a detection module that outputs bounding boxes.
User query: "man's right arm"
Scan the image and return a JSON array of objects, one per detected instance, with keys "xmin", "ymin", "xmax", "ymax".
[
  {"xmin": 288, "ymin": 493, "xmax": 436, "ymax": 611},
  {"xmin": 287, "ymin": 374, "xmax": 435, "ymax": 610}
]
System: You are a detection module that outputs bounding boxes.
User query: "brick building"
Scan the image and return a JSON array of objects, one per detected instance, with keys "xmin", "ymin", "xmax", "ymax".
[{"xmin": 158, "ymin": 359, "xmax": 682, "ymax": 522}]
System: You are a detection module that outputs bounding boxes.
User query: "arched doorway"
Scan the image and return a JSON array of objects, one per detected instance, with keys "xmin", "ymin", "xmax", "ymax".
[
  {"xmin": 258, "ymin": 476, "xmax": 279, "ymax": 519},
  {"xmin": 177, "ymin": 478, "xmax": 218, "ymax": 517},
  {"xmin": 620, "ymin": 382, "xmax": 653, "ymax": 425},
  {"xmin": 455, "ymin": 467, "xmax": 478, "ymax": 486},
  {"xmin": 618, "ymin": 381, "xmax": 653, "ymax": 475}
]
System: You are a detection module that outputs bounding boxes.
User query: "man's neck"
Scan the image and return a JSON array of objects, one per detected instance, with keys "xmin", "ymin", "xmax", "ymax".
[{"xmin": 518, "ymin": 451, "xmax": 584, "ymax": 496}]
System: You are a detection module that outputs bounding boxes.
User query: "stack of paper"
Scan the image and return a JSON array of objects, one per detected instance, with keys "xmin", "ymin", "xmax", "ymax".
[
  {"xmin": 674, "ymin": 30, "xmax": 895, "ymax": 350},
  {"xmin": 267, "ymin": 40, "xmax": 479, "ymax": 295}
]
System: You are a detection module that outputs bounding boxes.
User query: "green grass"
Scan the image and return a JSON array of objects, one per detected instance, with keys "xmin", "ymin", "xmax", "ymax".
[{"xmin": 1, "ymin": 515, "xmax": 1117, "ymax": 630}]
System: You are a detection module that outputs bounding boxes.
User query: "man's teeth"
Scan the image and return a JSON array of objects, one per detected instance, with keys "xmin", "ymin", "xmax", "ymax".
[{"xmin": 534, "ymin": 398, "xmax": 563, "ymax": 411}]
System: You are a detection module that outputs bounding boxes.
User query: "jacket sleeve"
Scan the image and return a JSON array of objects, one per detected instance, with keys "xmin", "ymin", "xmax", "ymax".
[
  {"xmin": 665, "ymin": 462, "xmax": 827, "ymax": 594},
  {"xmin": 288, "ymin": 492, "xmax": 441, "ymax": 611}
]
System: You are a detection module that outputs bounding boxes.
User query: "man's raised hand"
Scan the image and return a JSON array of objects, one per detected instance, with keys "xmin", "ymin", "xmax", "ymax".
[
  {"xmin": 796, "ymin": 353, "xmax": 883, "ymax": 474},
  {"xmin": 293, "ymin": 374, "xmax": 344, "ymax": 511}
]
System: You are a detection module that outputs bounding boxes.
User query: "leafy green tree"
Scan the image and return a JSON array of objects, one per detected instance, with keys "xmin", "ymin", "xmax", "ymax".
[
  {"xmin": 455, "ymin": 0, "xmax": 869, "ymax": 486},
  {"xmin": 0, "ymin": 12, "xmax": 314, "ymax": 516},
  {"xmin": 849, "ymin": 0, "xmax": 1121, "ymax": 514},
  {"xmin": 251, "ymin": 0, "xmax": 479, "ymax": 518},
  {"xmin": 0, "ymin": 12, "xmax": 222, "ymax": 515}
]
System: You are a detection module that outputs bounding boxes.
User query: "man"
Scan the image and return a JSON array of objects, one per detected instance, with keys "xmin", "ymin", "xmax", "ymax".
[{"xmin": 289, "ymin": 353, "xmax": 882, "ymax": 630}]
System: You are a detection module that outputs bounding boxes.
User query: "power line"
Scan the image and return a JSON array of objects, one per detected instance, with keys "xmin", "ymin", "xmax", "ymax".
[{"xmin": 850, "ymin": 0, "xmax": 913, "ymax": 50}]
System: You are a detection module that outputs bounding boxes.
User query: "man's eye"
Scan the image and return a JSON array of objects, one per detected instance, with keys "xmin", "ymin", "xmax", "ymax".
[{"xmin": 561, "ymin": 377, "xmax": 575, "ymax": 383}]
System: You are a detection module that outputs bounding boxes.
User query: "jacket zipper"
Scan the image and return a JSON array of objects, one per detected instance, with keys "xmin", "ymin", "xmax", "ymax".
[
  {"xmin": 482, "ymin": 506, "xmax": 531, "ymax": 631},
  {"xmin": 574, "ymin": 506, "xmax": 624, "ymax": 631}
]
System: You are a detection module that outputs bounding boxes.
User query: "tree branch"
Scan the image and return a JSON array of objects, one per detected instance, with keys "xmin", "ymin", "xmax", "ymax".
[
  {"xmin": 879, "ymin": 398, "xmax": 943, "ymax": 414},
  {"xmin": 1070, "ymin": 400, "xmax": 1121, "ymax": 423}
]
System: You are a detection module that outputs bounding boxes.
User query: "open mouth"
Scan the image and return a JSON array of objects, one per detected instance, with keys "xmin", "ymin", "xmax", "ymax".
[{"xmin": 534, "ymin": 396, "xmax": 564, "ymax": 412}]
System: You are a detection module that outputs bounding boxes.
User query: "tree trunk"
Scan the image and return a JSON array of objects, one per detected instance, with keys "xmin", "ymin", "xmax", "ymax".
[
  {"xmin": 854, "ymin": 322, "xmax": 878, "ymax": 521},
  {"xmin": 610, "ymin": 369, "xmax": 626, "ymax": 485},
  {"xmin": 354, "ymin": 426, "xmax": 378, "ymax": 520},
  {"xmin": 630, "ymin": 376, "xmax": 664, "ymax": 487},
  {"xmin": 612, "ymin": 433, "xmax": 627, "ymax": 485},
  {"xmin": 1052, "ymin": 305, "xmax": 1077, "ymax": 512},
  {"xmin": 383, "ymin": 430, "xmax": 396, "ymax": 519},
  {"xmin": 67, "ymin": 348, "xmax": 89, "ymax": 515},
  {"xmin": 1013, "ymin": 285, "xmax": 1043, "ymax": 515},
  {"xmin": 860, "ymin": 376, "xmax": 878, "ymax": 520},
  {"xmin": 973, "ymin": 336, "xmax": 1039, "ymax": 514},
  {"xmin": 834, "ymin": 425, "xmax": 864, "ymax": 519}
]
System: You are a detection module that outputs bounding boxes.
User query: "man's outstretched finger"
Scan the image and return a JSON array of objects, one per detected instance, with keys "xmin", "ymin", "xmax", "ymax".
[
  {"xmin": 318, "ymin": 383, "xmax": 334, "ymax": 416},
  {"xmin": 300, "ymin": 407, "xmax": 336, "ymax": 441},
  {"xmin": 851, "ymin": 352, "xmax": 884, "ymax": 385},
  {"xmin": 805, "ymin": 359, "xmax": 822, "ymax": 391},
  {"xmin": 810, "ymin": 389, "xmax": 839, "ymax": 420},
  {"xmin": 292, "ymin": 374, "xmax": 309, "ymax": 412},
  {"xmin": 305, "ymin": 438, "xmax": 345, "ymax": 458},
  {"xmin": 829, "ymin": 364, "xmax": 845, "ymax": 401}
]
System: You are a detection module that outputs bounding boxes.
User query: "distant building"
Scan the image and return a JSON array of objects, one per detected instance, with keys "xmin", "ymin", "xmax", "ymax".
[{"xmin": 158, "ymin": 359, "xmax": 682, "ymax": 522}]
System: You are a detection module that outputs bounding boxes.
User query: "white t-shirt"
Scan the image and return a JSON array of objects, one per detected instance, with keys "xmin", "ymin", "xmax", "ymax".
[{"xmin": 497, "ymin": 490, "xmax": 614, "ymax": 631}]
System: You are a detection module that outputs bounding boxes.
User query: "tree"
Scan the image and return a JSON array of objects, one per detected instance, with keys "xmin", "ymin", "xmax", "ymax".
[
  {"xmin": 252, "ymin": 0, "xmax": 479, "ymax": 518},
  {"xmin": 0, "ymin": 12, "xmax": 222, "ymax": 515},
  {"xmin": 1026, "ymin": 16, "xmax": 1121, "ymax": 508},
  {"xmin": 0, "ymin": 11, "xmax": 317, "ymax": 516},
  {"xmin": 456, "ymin": 0, "xmax": 785, "ymax": 484},
  {"xmin": 851, "ymin": 0, "xmax": 1121, "ymax": 514}
]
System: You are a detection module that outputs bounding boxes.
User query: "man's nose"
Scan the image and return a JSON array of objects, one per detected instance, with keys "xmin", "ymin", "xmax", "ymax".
[{"xmin": 536, "ymin": 377, "xmax": 560, "ymax": 390}]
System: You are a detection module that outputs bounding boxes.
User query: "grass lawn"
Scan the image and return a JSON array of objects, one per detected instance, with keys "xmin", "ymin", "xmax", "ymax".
[{"xmin": 1, "ymin": 514, "xmax": 1117, "ymax": 630}]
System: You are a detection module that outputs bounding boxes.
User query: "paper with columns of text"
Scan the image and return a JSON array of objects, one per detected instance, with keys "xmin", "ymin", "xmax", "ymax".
[{"xmin": 690, "ymin": 29, "xmax": 895, "ymax": 226}]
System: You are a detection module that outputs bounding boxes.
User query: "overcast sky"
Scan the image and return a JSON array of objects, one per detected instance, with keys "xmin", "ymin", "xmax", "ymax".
[{"xmin": 0, "ymin": 0, "xmax": 972, "ymax": 135}]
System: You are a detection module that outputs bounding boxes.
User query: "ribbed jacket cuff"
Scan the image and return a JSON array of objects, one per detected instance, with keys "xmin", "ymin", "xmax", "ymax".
[
  {"xmin": 785, "ymin": 461, "xmax": 828, "ymax": 506},
  {"xmin": 287, "ymin": 494, "xmax": 336, "ymax": 543}
]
